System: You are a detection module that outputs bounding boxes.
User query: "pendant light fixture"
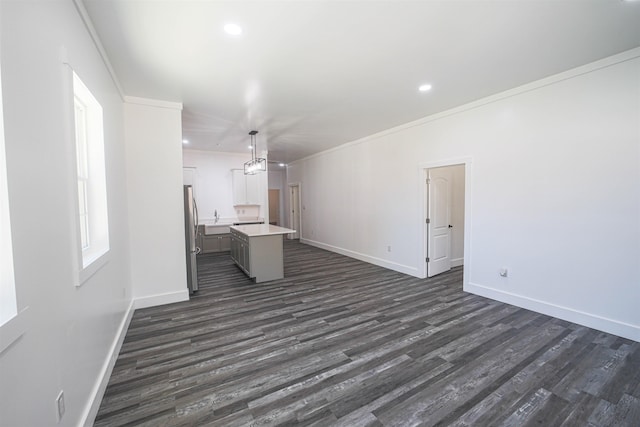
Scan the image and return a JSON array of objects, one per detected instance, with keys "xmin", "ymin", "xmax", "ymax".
[{"xmin": 244, "ymin": 130, "xmax": 266, "ymax": 175}]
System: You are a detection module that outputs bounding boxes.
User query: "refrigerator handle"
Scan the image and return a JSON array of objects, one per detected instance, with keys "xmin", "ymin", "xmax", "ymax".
[
  {"xmin": 193, "ymin": 197, "xmax": 201, "ymax": 255},
  {"xmin": 193, "ymin": 198, "xmax": 199, "ymax": 232}
]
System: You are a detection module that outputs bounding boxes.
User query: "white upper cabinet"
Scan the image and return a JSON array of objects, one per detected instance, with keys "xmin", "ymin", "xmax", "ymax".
[
  {"xmin": 232, "ymin": 169, "xmax": 246, "ymax": 204},
  {"xmin": 245, "ymin": 173, "xmax": 261, "ymax": 205},
  {"xmin": 232, "ymin": 169, "xmax": 263, "ymax": 205}
]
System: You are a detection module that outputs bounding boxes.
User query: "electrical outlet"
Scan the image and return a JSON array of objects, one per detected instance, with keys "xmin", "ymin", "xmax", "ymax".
[
  {"xmin": 499, "ymin": 267, "xmax": 508, "ymax": 277},
  {"xmin": 56, "ymin": 390, "xmax": 65, "ymax": 422}
]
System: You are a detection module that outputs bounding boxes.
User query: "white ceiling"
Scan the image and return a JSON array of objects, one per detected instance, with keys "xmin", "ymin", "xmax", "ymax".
[{"xmin": 83, "ymin": 0, "xmax": 640, "ymax": 163}]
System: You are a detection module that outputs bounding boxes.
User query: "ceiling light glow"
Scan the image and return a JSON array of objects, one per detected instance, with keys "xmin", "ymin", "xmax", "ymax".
[
  {"xmin": 224, "ymin": 23, "xmax": 242, "ymax": 36},
  {"xmin": 418, "ymin": 84, "xmax": 432, "ymax": 92},
  {"xmin": 182, "ymin": 139, "xmax": 189, "ymax": 144},
  {"xmin": 279, "ymin": 163, "xmax": 285, "ymax": 167}
]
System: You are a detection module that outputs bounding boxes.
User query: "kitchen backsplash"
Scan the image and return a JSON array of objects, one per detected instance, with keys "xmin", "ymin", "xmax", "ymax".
[{"xmin": 234, "ymin": 204, "xmax": 260, "ymax": 220}]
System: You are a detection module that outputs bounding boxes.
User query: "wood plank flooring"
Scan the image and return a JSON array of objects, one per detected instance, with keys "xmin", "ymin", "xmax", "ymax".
[{"xmin": 95, "ymin": 240, "xmax": 640, "ymax": 426}]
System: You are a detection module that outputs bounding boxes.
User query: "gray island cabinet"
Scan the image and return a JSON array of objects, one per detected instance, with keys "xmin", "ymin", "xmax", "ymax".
[{"xmin": 230, "ymin": 224, "xmax": 296, "ymax": 283}]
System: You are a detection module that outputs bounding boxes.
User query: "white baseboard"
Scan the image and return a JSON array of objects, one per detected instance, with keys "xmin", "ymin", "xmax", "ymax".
[
  {"xmin": 81, "ymin": 299, "xmax": 135, "ymax": 427},
  {"xmin": 300, "ymin": 238, "xmax": 420, "ymax": 278},
  {"xmin": 466, "ymin": 282, "xmax": 640, "ymax": 342},
  {"xmin": 134, "ymin": 289, "xmax": 189, "ymax": 309},
  {"xmin": 451, "ymin": 258, "xmax": 464, "ymax": 268}
]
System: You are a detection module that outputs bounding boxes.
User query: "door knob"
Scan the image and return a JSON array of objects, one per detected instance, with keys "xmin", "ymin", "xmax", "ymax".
[{"xmin": 448, "ymin": 225, "xmax": 453, "ymax": 228}]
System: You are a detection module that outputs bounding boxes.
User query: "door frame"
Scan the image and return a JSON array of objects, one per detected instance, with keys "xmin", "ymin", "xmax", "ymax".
[
  {"xmin": 288, "ymin": 183, "xmax": 302, "ymax": 239},
  {"xmin": 419, "ymin": 157, "xmax": 472, "ymax": 281}
]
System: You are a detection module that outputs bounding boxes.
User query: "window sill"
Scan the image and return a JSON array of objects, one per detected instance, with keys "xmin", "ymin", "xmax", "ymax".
[
  {"xmin": 0, "ymin": 306, "xmax": 30, "ymax": 355},
  {"xmin": 77, "ymin": 249, "xmax": 110, "ymax": 287}
]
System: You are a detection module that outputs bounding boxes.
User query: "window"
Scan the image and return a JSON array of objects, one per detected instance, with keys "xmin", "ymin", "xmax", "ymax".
[
  {"xmin": 74, "ymin": 97, "xmax": 90, "ymax": 250},
  {"xmin": 0, "ymin": 63, "xmax": 17, "ymax": 327},
  {"xmin": 72, "ymin": 72, "xmax": 109, "ymax": 280}
]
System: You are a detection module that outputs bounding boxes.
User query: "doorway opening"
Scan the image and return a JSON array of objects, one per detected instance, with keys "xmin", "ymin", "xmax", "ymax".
[
  {"xmin": 268, "ymin": 189, "xmax": 280, "ymax": 225},
  {"xmin": 288, "ymin": 184, "xmax": 301, "ymax": 239},
  {"xmin": 423, "ymin": 162, "xmax": 468, "ymax": 278}
]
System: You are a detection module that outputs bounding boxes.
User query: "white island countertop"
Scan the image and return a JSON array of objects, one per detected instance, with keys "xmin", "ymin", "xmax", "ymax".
[{"xmin": 230, "ymin": 224, "xmax": 296, "ymax": 237}]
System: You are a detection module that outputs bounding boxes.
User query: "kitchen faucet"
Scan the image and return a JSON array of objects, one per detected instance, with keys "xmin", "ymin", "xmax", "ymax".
[{"xmin": 214, "ymin": 209, "xmax": 220, "ymax": 223}]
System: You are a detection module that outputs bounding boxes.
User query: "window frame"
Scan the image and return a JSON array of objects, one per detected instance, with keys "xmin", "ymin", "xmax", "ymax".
[
  {"xmin": 0, "ymin": 61, "xmax": 17, "ymax": 327},
  {"xmin": 0, "ymin": 58, "xmax": 30, "ymax": 355},
  {"xmin": 71, "ymin": 71, "xmax": 110, "ymax": 285}
]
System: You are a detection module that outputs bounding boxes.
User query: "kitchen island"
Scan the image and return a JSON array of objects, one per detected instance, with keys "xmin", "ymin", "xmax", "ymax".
[{"xmin": 229, "ymin": 224, "xmax": 296, "ymax": 283}]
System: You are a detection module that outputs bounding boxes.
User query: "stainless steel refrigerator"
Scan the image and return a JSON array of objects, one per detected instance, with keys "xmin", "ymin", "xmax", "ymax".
[{"xmin": 183, "ymin": 185, "xmax": 200, "ymax": 293}]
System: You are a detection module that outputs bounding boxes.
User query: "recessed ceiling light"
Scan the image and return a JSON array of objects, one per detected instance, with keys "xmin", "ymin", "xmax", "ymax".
[
  {"xmin": 279, "ymin": 163, "xmax": 286, "ymax": 167},
  {"xmin": 182, "ymin": 139, "xmax": 189, "ymax": 144},
  {"xmin": 224, "ymin": 23, "xmax": 242, "ymax": 36},
  {"xmin": 418, "ymin": 84, "xmax": 432, "ymax": 92},
  {"xmin": 248, "ymin": 145, "xmax": 253, "ymax": 149}
]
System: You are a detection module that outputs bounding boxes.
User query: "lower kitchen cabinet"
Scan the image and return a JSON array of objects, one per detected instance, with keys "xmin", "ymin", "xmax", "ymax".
[
  {"xmin": 230, "ymin": 230, "xmax": 251, "ymax": 275},
  {"xmin": 201, "ymin": 233, "xmax": 231, "ymax": 254},
  {"xmin": 197, "ymin": 225, "xmax": 231, "ymax": 254}
]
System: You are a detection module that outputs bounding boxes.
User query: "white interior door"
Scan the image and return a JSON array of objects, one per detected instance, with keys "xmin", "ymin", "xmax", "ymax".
[
  {"xmin": 289, "ymin": 185, "xmax": 300, "ymax": 239},
  {"xmin": 427, "ymin": 167, "xmax": 452, "ymax": 277}
]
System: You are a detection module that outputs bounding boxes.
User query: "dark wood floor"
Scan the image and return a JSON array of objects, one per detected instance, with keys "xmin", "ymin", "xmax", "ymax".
[{"xmin": 95, "ymin": 240, "xmax": 640, "ymax": 426}]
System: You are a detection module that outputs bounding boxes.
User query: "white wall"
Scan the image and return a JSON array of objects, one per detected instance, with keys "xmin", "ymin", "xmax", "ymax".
[
  {"xmin": 182, "ymin": 149, "xmax": 251, "ymax": 222},
  {"xmin": 125, "ymin": 98, "xmax": 189, "ymax": 308},
  {"xmin": 288, "ymin": 49, "xmax": 640, "ymax": 341},
  {"xmin": 0, "ymin": 1, "xmax": 133, "ymax": 425}
]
